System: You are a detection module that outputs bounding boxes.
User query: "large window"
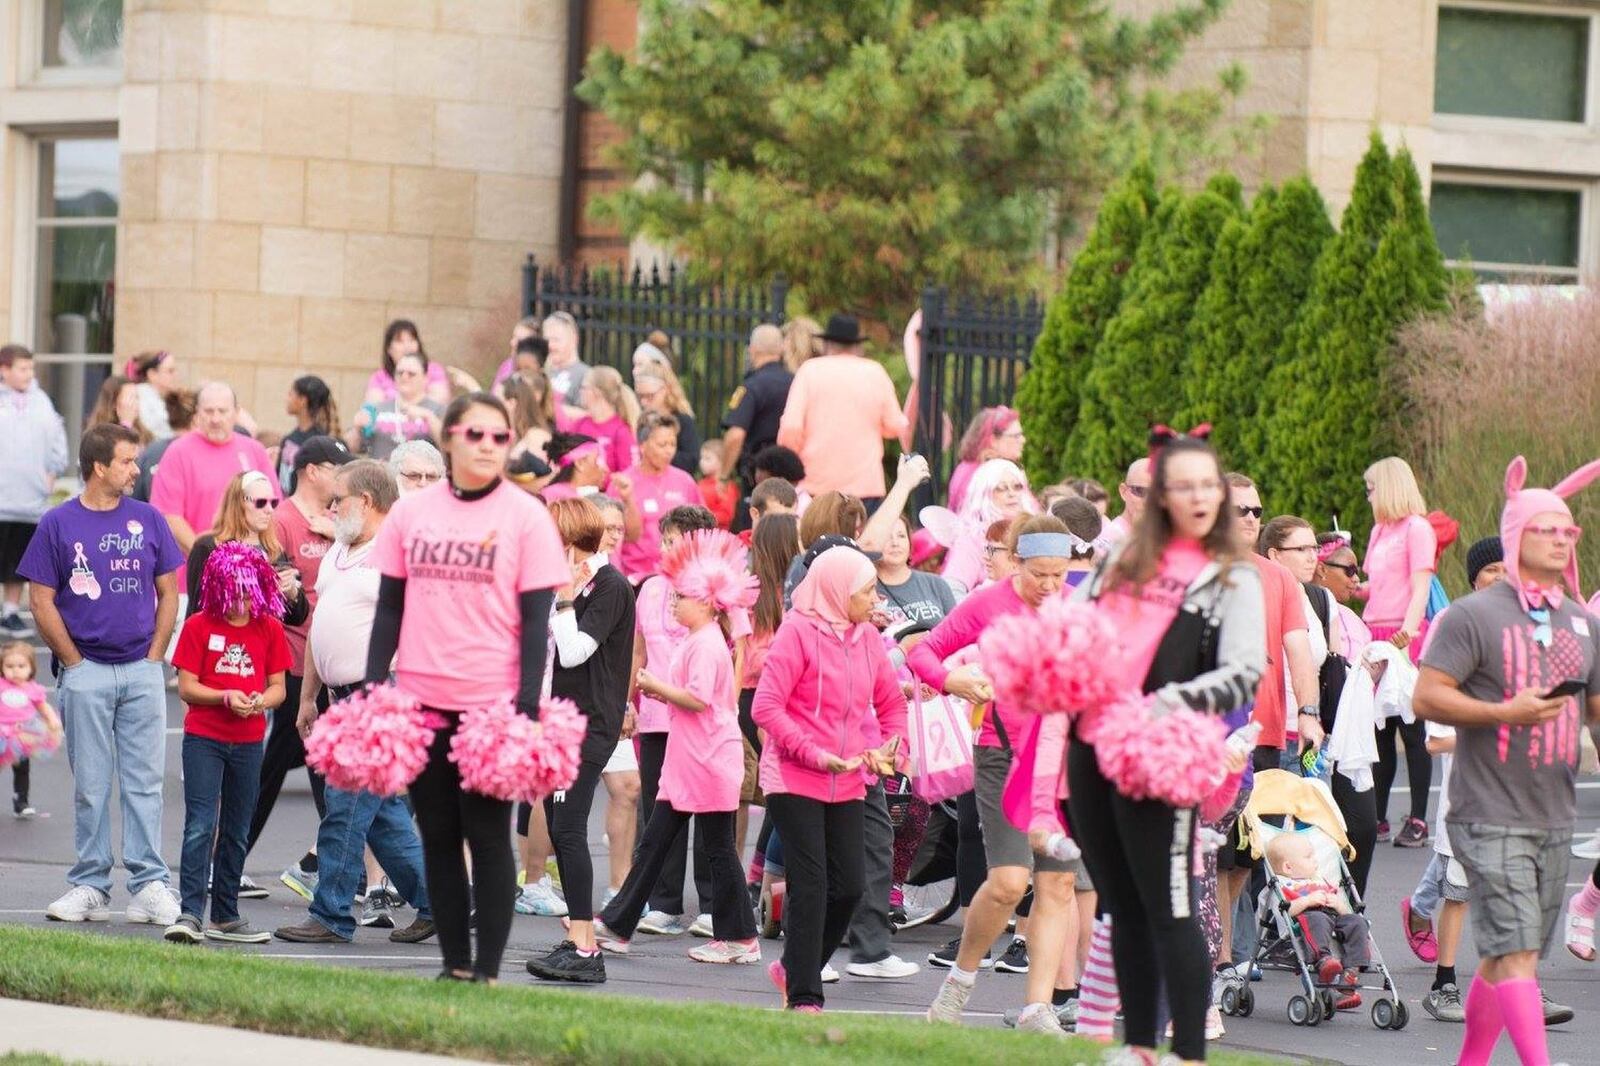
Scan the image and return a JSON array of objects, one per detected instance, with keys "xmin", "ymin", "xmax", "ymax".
[
  {"xmin": 1430, "ymin": 180, "xmax": 1584, "ymax": 281},
  {"xmin": 33, "ymin": 137, "xmax": 119, "ymax": 452},
  {"xmin": 41, "ymin": 0, "xmax": 123, "ymax": 70},
  {"xmin": 1435, "ymin": 5, "xmax": 1590, "ymax": 123}
]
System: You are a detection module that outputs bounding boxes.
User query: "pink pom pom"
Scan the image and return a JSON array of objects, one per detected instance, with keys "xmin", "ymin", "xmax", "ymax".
[
  {"xmin": 979, "ymin": 598, "xmax": 1127, "ymax": 716},
  {"xmin": 1088, "ymin": 695, "xmax": 1230, "ymax": 808},
  {"xmin": 304, "ymin": 683, "xmax": 435, "ymax": 797},
  {"xmin": 449, "ymin": 697, "xmax": 587, "ymax": 804}
]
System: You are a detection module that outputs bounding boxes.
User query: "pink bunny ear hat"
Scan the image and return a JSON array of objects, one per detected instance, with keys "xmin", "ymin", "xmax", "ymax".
[{"xmin": 1501, "ymin": 455, "xmax": 1600, "ymax": 609}]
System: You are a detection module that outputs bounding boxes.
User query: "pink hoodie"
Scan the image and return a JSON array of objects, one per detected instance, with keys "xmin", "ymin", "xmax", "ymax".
[{"xmin": 752, "ymin": 612, "xmax": 908, "ymax": 804}]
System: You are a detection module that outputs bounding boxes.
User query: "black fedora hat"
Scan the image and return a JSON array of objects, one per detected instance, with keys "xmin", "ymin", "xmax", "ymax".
[{"xmin": 818, "ymin": 313, "xmax": 865, "ymax": 345}]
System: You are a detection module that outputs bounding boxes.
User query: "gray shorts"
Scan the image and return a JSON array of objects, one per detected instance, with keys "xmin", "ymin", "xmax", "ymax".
[
  {"xmin": 1447, "ymin": 821, "xmax": 1571, "ymax": 958},
  {"xmin": 973, "ymin": 745, "xmax": 1090, "ymax": 887}
]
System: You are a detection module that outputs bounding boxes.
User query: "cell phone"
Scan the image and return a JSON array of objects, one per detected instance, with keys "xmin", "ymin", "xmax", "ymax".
[{"xmin": 1542, "ymin": 678, "xmax": 1586, "ymax": 700}]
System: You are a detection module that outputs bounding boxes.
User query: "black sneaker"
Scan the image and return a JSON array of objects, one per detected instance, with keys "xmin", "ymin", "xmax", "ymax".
[
  {"xmin": 526, "ymin": 940, "xmax": 606, "ymax": 983},
  {"xmin": 927, "ymin": 935, "xmax": 992, "ymax": 970},
  {"xmin": 1394, "ymin": 817, "xmax": 1429, "ymax": 849},
  {"xmin": 994, "ymin": 938, "xmax": 1030, "ymax": 974},
  {"xmin": 0, "ymin": 613, "xmax": 35, "ymax": 639}
]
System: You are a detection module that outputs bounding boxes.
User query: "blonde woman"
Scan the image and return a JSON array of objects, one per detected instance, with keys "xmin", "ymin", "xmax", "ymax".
[
  {"xmin": 781, "ymin": 316, "xmax": 822, "ymax": 373},
  {"xmin": 183, "ymin": 472, "xmax": 308, "ymax": 629},
  {"xmin": 634, "ymin": 364, "xmax": 701, "ymax": 474},
  {"xmin": 1363, "ymin": 455, "xmax": 1436, "ymax": 848},
  {"xmin": 567, "ymin": 366, "xmax": 641, "ymax": 474}
]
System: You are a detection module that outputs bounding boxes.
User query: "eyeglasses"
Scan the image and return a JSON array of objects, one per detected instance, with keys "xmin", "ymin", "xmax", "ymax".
[
  {"xmin": 996, "ymin": 483, "xmax": 1025, "ymax": 493},
  {"xmin": 1125, "ymin": 484, "xmax": 1149, "ymax": 499},
  {"xmin": 398, "ymin": 469, "xmax": 443, "ymax": 485},
  {"xmin": 1277, "ymin": 543, "xmax": 1319, "ymax": 555},
  {"xmin": 1167, "ymin": 480, "xmax": 1223, "ymax": 498},
  {"xmin": 1235, "ymin": 505, "xmax": 1264, "ymax": 519},
  {"xmin": 997, "ymin": 428, "xmax": 1025, "ymax": 440},
  {"xmin": 983, "ymin": 544, "xmax": 1006, "ymax": 559},
  {"xmin": 1525, "ymin": 524, "xmax": 1583, "ymax": 544},
  {"xmin": 248, "ymin": 497, "xmax": 279, "ymax": 511},
  {"xmin": 447, "ymin": 426, "xmax": 514, "ymax": 446},
  {"xmin": 1323, "ymin": 561, "xmax": 1361, "ymax": 579}
]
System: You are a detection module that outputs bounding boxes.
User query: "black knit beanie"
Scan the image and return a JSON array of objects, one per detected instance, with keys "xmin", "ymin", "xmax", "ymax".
[{"xmin": 1465, "ymin": 536, "xmax": 1503, "ymax": 589}]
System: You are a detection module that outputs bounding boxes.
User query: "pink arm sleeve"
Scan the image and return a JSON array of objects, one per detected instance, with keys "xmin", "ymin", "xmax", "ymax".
[
  {"xmin": 750, "ymin": 624, "xmax": 828, "ymax": 771},
  {"xmin": 907, "ymin": 597, "xmax": 984, "ymax": 692}
]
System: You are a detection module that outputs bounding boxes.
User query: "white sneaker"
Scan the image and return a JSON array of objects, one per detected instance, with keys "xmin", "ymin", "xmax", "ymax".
[
  {"xmin": 126, "ymin": 881, "xmax": 181, "ymax": 926},
  {"xmin": 820, "ymin": 962, "xmax": 841, "ymax": 983},
  {"xmin": 1206, "ymin": 1005, "xmax": 1226, "ymax": 1039},
  {"xmin": 46, "ymin": 885, "xmax": 110, "ymax": 923},
  {"xmin": 688, "ymin": 912, "xmax": 714, "ymax": 937},
  {"xmin": 1573, "ymin": 833, "xmax": 1600, "ymax": 860},
  {"xmin": 926, "ymin": 973, "xmax": 973, "ymax": 1023},
  {"xmin": 847, "ymin": 954, "xmax": 920, "ymax": 979},
  {"xmin": 515, "ymin": 875, "xmax": 569, "ymax": 918},
  {"xmin": 688, "ymin": 938, "xmax": 762, "ymax": 964},
  {"xmin": 637, "ymin": 910, "xmax": 689, "ymax": 935},
  {"xmin": 1015, "ymin": 1002, "xmax": 1068, "ymax": 1035}
]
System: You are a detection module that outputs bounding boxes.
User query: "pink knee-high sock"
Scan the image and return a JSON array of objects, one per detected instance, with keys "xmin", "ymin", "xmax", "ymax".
[
  {"xmin": 1496, "ymin": 978, "xmax": 1550, "ymax": 1066},
  {"xmin": 1076, "ymin": 915, "xmax": 1120, "ymax": 1041},
  {"xmin": 1457, "ymin": 974, "xmax": 1504, "ymax": 1066},
  {"xmin": 1570, "ymin": 878, "xmax": 1600, "ymax": 918}
]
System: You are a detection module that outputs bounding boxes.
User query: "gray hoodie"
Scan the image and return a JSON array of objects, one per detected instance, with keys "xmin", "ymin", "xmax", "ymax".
[{"xmin": 0, "ymin": 384, "xmax": 69, "ymax": 523}]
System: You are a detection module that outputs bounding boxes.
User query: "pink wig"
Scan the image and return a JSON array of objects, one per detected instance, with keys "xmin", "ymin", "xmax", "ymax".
[
  {"xmin": 659, "ymin": 529, "xmax": 759, "ymax": 614},
  {"xmin": 957, "ymin": 458, "xmax": 1038, "ymax": 526},
  {"xmin": 1501, "ymin": 455, "xmax": 1600, "ymax": 609},
  {"xmin": 198, "ymin": 541, "xmax": 286, "ymax": 620}
]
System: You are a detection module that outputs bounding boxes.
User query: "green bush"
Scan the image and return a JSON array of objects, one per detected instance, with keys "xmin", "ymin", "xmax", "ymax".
[{"xmin": 1016, "ymin": 165, "xmax": 1158, "ymax": 483}]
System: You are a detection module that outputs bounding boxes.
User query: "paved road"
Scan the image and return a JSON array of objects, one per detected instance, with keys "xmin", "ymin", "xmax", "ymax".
[{"xmin": 4, "ymin": 654, "xmax": 1599, "ymax": 1065}]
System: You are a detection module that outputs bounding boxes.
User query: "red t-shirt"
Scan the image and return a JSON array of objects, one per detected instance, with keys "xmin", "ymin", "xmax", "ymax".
[
  {"xmin": 273, "ymin": 499, "xmax": 332, "ymax": 674},
  {"xmin": 173, "ymin": 612, "xmax": 292, "ymax": 743},
  {"xmin": 1250, "ymin": 556, "xmax": 1308, "ymax": 749},
  {"xmin": 698, "ymin": 476, "xmax": 739, "ymax": 530}
]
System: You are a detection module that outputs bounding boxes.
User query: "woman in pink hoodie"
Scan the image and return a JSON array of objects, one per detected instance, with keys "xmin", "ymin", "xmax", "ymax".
[{"xmin": 751, "ymin": 546, "xmax": 907, "ymax": 1012}]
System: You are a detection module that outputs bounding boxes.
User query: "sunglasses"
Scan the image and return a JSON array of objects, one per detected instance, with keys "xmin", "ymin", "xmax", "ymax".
[
  {"xmin": 248, "ymin": 497, "xmax": 279, "ymax": 511},
  {"xmin": 1322, "ymin": 561, "xmax": 1361, "ymax": 579},
  {"xmin": 1525, "ymin": 524, "xmax": 1583, "ymax": 544},
  {"xmin": 1235, "ymin": 505, "xmax": 1264, "ymax": 519},
  {"xmin": 447, "ymin": 425, "xmax": 514, "ymax": 446},
  {"xmin": 1530, "ymin": 607, "xmax": 1553, "ymax": 648}
]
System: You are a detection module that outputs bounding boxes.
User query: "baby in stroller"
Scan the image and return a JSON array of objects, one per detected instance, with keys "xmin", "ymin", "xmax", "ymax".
[{"xmin": 1267, "ymin": 833, "xmax": 1369, "ymax": 1008}]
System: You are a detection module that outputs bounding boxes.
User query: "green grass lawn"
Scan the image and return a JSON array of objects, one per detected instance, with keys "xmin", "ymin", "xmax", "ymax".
[
  {"xmin": 1, "ymin": 1056, "xmax": 96, "ymax": 1066},
  {"xmin": 0, "ymin": 927, "xmax": 1288, "ymax": 1065}
]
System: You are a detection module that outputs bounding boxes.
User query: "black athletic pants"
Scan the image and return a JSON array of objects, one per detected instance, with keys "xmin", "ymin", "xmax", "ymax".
[
  {"xmin": 1069, "ymin": 739, "xmax": 1210, "ymax": 1062},
  {"xmin": 245, "ymin": 673, "xmax": 327, "ymax": 856},
  {"xmin": 1373, "ymin": 717, "xmax": 1431, "ymax": 826},
  {"xmin": 636, "ymin": 732, "xmax": 712, "ymax": 915},
  {"xmin": 766, "ymin": 793, "xmax": 865, "ymax": 1009},
  {"xmin": 601, "ymin": 803, "xmax": 754, "ymax": 941},
  {"xmin": 545, "ymin": 755, "xmax": 607, "ymax": 921},
  {"xmin": 409, "ymin": 712, "xmax": 516, "ymax": 978},
  {"xmin": 1331, "ymin": 769, "xmax": 1378, "ymax": 899}
]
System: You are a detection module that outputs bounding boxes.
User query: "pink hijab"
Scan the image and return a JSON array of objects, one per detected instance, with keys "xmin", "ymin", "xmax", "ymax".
[{"xmin": 792, "ymin": 547, "xmax": 877, "ymax": 633}]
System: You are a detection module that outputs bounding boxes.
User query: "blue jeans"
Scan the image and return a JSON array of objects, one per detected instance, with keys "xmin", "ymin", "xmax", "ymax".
[
  {"xmin": 179, "ymin": 733, "xmax": 264, "ymax": 923},
  {"xmin": 310, "ymin": 784, "xmax": 432, "ymax": 939},
  {"xmin": 59, "ymin": 658, "xmax": 170, "ymax": 896}
]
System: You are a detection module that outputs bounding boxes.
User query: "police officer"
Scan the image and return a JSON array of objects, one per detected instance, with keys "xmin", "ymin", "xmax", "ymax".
[{"xmin": 721, "ymin": 324, "xmax": 792, "ymax": 533}]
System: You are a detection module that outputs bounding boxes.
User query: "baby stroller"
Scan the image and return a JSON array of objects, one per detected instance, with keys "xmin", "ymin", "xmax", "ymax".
[{"xmin": 1219, "ymin": 769, "xmax": 1408, "ymax": 1031}]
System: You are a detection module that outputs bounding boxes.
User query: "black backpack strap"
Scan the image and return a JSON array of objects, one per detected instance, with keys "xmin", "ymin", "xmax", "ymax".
[{"xmin": 1303, "ymin": 581, "xmax": 1332, "ymax": 642}]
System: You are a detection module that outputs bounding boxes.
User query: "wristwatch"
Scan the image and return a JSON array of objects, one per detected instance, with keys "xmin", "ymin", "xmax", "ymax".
[{"xmin": 555, "ymin": 599, "xmax": 575, "ymax": 613}]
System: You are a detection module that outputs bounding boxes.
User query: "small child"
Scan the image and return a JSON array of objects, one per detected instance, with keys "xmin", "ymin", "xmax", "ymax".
[
  {"xmin": 1, "ymin": 640, "xmax": 63, "ymax": 819},
  {"xmin": 593, "ymin": 529, "xmax": 760, "ymax": 963},
  {"xmin": 697, "ymin": 440, "xmax": 739, "ymax": 529},
  {"xmin": 165, "ymin": 542, "xmax": 291, "ymax": 946},
  {"xmin": 1266, "ymin": 833, "xmax": 1370, "ymax": 1004}
]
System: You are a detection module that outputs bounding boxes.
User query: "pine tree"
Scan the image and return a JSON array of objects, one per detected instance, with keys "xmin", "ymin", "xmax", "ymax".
[
  {"xmin": 1015, "ymin": 165, "xmax": 1158, "ymax": 483},
  {"xmin": 1067, "ymin": 183, "xmax": 1240, "ymax": 488},
  {"xmin": 1181, "ymin": 178, "xmax": 1335, "ymax": 471}
]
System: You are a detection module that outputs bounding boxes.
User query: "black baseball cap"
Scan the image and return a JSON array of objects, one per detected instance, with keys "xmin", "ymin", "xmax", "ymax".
[
  {"xmin": 292, "ymin": 435, "xmax": 353, "ymax": 471},
  {"xmin": 801, "ymin": 533, "xmax": 880, "ymax": 571}
]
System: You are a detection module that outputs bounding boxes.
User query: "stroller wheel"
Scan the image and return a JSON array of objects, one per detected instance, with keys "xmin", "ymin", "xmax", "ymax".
[
  {"xmin": 1288, "ymin": 995, "xmax": 1312, "ymax": 1026},
  {"xmin": 1220, "ymin": 985, "xmax": 1239, "ymax": 1016},
  {"xmin": 1237, "ymin": 986, "xmax": 1255, "ymax": 1018},
  {"xmin": 1391, "ymin": 1000, "xmax": 1409, "ymax": 1030},
  {"xmin": 1371, "ymin": 998, "xmax": 1395, "ymax": 1029},
  {"xmin": 1320, "ymin": 991, "xmax": 1336, "ymax": 1021}
]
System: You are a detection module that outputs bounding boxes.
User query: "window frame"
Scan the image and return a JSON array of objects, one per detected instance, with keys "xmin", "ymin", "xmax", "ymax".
[
  {"xmin": 1429, "ymin": 168, "xmax": 1592, "ymax": 281},
  {"xmin": 20, "ymin": 0, "xmax": 124, "ymax": 87},
  {"xmin": 1434, "ymin": 0, "xmax": 1598, "ymax": 132}
]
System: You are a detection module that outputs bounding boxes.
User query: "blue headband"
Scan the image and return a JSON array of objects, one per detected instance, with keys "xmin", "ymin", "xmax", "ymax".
[{"xmin": 1016, "ymin": 532, "xmax": 1083, "ymax": 559}]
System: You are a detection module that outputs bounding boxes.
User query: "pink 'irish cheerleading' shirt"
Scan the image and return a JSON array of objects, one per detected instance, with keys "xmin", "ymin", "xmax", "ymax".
[
  {"xmin": 370, "ymin": 480, "xmax": 569, "ymax": 711},
  {"xmin": 656, "ymin": 623, "xmax": 743, "ymax": 813}
]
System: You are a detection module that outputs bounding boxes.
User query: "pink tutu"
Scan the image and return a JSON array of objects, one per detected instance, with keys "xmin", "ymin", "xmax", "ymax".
[
  {"xmin": 1087, "ymin": 694, "xmax": 1229, "ymax": 808},
  {"xmin": 304, "ymin": 683, "xmax": 438, "ymax": 797},
  {"xmin": 979, "ymin": 597, "xmax": 1125, "ymax": 716},
  {"xmin": 0, "ymin": 716, "xmax": 58, "ymax": 770},
  {"xmin": 449, "ymin": 697, "xmax": 587, "ymax": 804}
]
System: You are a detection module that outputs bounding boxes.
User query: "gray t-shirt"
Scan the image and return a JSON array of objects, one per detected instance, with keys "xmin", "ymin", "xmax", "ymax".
[
  {"xmin": 1421, "ymin": 581, "xmax": 1600, "ymax": 830},
  {"xmin": 878, "ymin": 571, "xmax": 957, "ymax": 629},
  {"xmin": 549, "ymin": 359, "xmax": 590, "ymax": 408}
]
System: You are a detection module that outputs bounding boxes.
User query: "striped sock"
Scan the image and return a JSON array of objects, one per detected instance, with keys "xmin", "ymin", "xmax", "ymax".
[{"xmin": 1076, "ymin": 914, "xmax": 1120, "ymax": 1042}]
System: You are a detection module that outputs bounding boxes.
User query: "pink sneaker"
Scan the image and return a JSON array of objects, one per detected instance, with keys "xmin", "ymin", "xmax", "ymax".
[
  {"xmin": 1400, "ymin": 898, "xmax": 1438, "ymax": 963},
  {"xmin": 767, "ymin": 959, "xmax": 787, "ymax": 1001},
  {"xmin": 791, "ymin": 1004, "xmax": 823, "ymax": 1014}
]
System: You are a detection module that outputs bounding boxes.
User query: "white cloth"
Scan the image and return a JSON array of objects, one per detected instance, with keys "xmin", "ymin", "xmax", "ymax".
[
  {"xmin": 1364, "ymin": 640, "xmax": 1419, "ymax": 723},
  {"xmin": 1425, "ymin": 720, "xmax": 1457, "ymax": 857},
  {"xmin": 309, "ymin": 540, "xmax": 380, "ymax": 686}
]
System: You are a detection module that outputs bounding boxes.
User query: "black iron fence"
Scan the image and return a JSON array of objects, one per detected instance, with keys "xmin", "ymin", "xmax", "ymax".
[
  {"xmin": 522, "ymin": 258, "xmax": 788, "ymax": 429},
  {"xmin": 520, "ymin": 259, "xmax": 1043, "ymax": 497},
  {"xmin": 913, "ymin": 287, "xmax": 1045, "ymax": 498}
]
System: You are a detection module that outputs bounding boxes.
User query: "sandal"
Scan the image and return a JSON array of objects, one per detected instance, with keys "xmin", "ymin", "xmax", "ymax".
[
  {"xmin": 1565, "ymin": 903, "xmax": 1596, "ymax": 961},
  {"xmin": 1400, "ymin": 898, "xmax": 1438, "ymax": 963}
]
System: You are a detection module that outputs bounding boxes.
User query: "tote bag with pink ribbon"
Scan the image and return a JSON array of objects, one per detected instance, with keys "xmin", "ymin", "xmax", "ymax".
[{"xmin": 907, "ymin": 685, "xmax": 974, "ymax": 803}]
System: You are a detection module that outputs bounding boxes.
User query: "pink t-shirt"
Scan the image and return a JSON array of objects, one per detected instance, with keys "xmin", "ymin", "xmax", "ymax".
[
  {"xmin": 569, "ymin": 414, "xmax": 637, "ymax": 475},
  {"xmin": 777, "ymin": 354, "xmax": 908, "ymax": 498},
  {"xmin": 370, "ymin": 480, "xmax": 569, "ymax": 710},
  {"xmin": 656, "ymin": 622, "xmax": 743, "ymax": 813},
  {"xmin": 150, "ymin": 432, "xmax": 282, "ymax": 541},
  {"xmin": 946, "ymin": 460, "xmax": 977, "ymax": 514},
  {"xmin": 366, "ymin": 363, "xmax": 448, "ymax": 401},
  {"xmin": 0, "ymin": 678, "xmax": 47, "ymax": 726},
  {"xmin": 1362, "ymin": 515, "xmax": 1436, "ymax": 627},
  {"xmin": 616, "ymin": 463, "xmax": 699, "ymax": 580},
  {"xmin": 1093, "ymin": 538, "xmax": 1210, "ymax": 684},
  {"xmin": 634, "ymin": 575, "xmax": 682, "ymax": 734}
]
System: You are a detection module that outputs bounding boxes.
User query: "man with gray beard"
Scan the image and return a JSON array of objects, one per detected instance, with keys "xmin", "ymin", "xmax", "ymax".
[{"xmin": 275, "ymin": 459, "xmax": 435, "ymax": 945}]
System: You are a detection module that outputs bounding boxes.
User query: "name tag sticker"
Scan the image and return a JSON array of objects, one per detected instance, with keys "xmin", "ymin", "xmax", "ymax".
[
  {"xmin": 642, "ymin": 498, "xmax": 660, "ymax": 515},
  {"xmin": 207, "ymin": 634, "xmax": 226, "ymax": 651},
  {"xmin": 1574, "ymin": 616, "xmax": 1591, "ymax": 637}
]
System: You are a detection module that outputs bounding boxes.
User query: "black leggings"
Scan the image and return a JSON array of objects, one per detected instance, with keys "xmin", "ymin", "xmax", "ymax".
[
  {"xmin": 245, "ymin": 674, "xmax": 327, "ymax": 855},
  {"xmin": 601, "ymin": 802, "xmax": 754, "ymax": 941},
  {"xmin": 1374, "ymin": 717, "xmax": 1431, "ymax": 825},
  {"xmin": 545, "ymin": 755, "xmax": 606, "ymax": 921},
  {"xmin": 409, "ymin": 712, "xmax": 516, "ymax": 978},
  {"xmin": 636, "ymin": 732, "xmax": 711, "ymax": 915},
  {"xmin": 766, "ymin": 793, "xmax": 864, "ymax": 1009},
  {"xmin": 1068, "ymin": 740, "xmax": 1210, "ymax": 1062},
  {"xmin": 955, "ymin": 789, "xmax": 986, "ymax": 907},
  {"xmin": 1332, "ymin": 768, "xmax": 1378, "ymax": 899},
  {"xmin": 737, "ymin": 688, "xmax": 761, "ymax": 751}
]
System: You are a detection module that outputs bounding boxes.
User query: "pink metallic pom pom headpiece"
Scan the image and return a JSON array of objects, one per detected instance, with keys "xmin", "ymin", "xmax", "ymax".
[
  {"xmin": 659, "ymin": 529, "xmax": 759, "ymax": 614},
  {"xmin": 198, "ymin": 541, "xmax": 286, "ymax": 620}
]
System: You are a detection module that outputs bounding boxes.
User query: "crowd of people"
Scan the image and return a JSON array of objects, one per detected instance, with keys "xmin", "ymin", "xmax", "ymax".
[{"xmin": 1, "ymin": 309, "xmax": 1599, "ymax": 1066}]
